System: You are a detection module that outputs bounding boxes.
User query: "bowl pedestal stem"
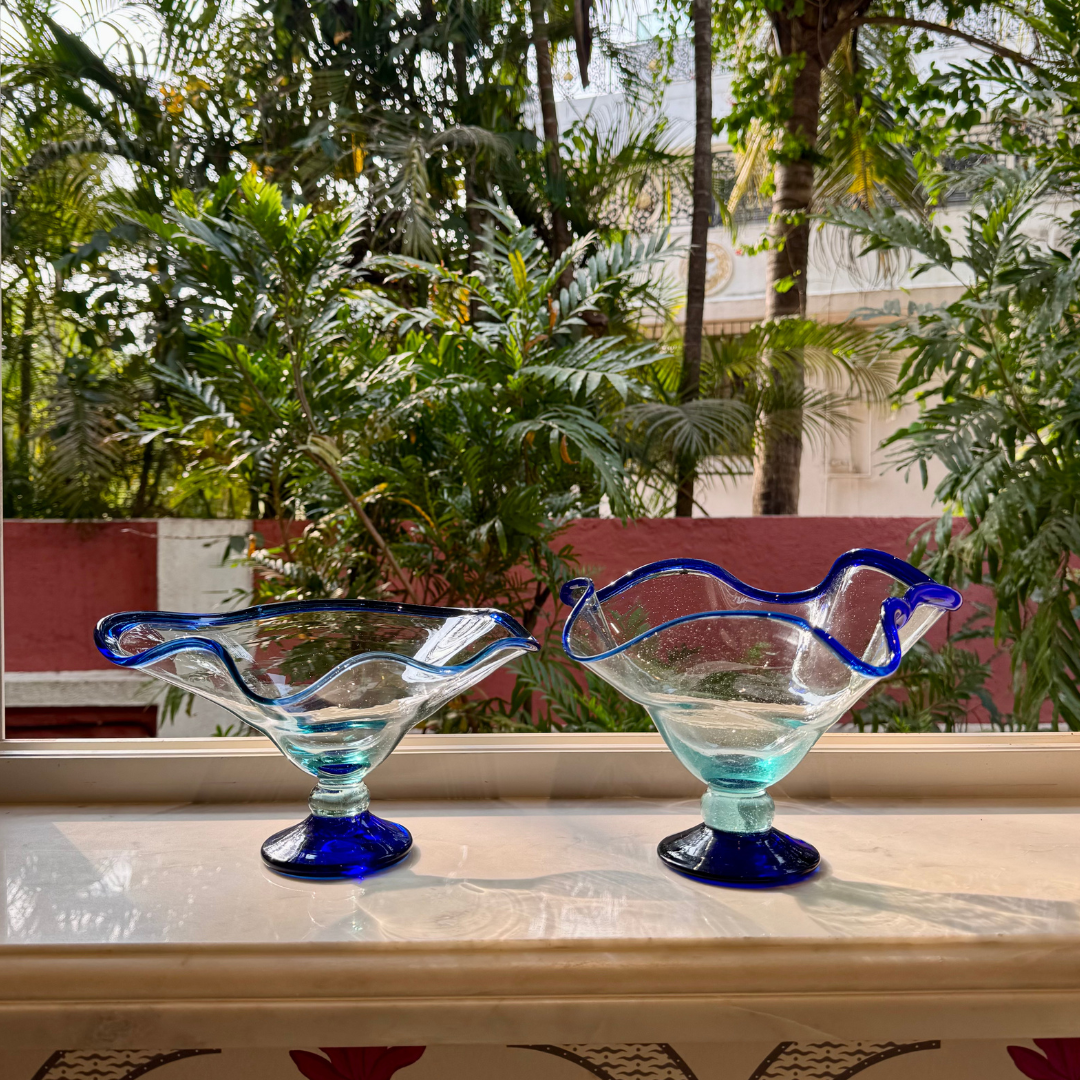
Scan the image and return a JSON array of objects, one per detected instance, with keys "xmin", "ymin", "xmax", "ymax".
[
  {"xmin": 260, "ymin": 777, "xmax": 413, "ymax": 879},
  {"xmin": 657, "ymin": 786, "xmax": 819, "ymax": 887}
]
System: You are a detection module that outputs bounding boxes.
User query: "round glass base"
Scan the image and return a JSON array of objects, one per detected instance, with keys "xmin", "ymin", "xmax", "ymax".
[
  {"xmin": 261, "ymin": 810, "xmax": 413, "ymax": 879},
  {"xmin": 657, "ymin": 822, "xmax": 820, "ymax": 886}
]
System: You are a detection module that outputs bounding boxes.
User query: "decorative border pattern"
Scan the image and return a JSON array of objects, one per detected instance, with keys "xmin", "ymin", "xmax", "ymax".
[
  {"xmin": 31, "ymin": 1049, "xmax": 221, "ymax": 1080},
  {"xmin": 748, "ymin": 1042, "xmax": 943, "ymax": 1080},
  {"xmin": 514, "ymin": 1044, "xmax": 699, "ymax": 1079}
]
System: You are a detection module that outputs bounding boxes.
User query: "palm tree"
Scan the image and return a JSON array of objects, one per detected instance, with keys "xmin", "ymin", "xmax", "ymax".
[
  {"xmin": 529, "ymin": 0, "xmax": 574, "ymax": 261},
  {"xmin": 675, "ymin": 0, "xmax": 715, "ymax": 516},
  {"xmin": 720, "ymin": 0, "xmax": 1038, "ymax": 515},
  {"xmin": 749, "ymin": 0, "xmax": 871, "ymax": 515}
]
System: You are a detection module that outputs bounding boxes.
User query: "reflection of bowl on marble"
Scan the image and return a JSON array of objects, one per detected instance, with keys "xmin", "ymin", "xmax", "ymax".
[
  {"xmin": 96, "ymin": 600, "xmax": 538, "ymax": 878},
  {"xmin": 561, "ymin": 550, "xmax": 961, "ymax": 886}
]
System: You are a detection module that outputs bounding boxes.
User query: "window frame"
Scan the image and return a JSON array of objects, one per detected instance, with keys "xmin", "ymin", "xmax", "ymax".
[
  {"xmin": 1, "ymin": 730, "xmax": 1078, "ymax": 804},
  {"xmin": 2, "ymin": 420, "xmax": 1078, "ymax": 805}
]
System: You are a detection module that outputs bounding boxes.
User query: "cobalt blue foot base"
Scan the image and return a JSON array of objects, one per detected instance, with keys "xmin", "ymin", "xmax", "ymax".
[
  {"xmin": 261, "ymin": 811, "xmax": 413, "ymax": 879},
  {"xmin": 657, "ymin": 823, "xmax": 820, "ymax": 886}
]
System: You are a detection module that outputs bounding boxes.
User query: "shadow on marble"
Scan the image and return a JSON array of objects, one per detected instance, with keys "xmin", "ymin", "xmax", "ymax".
[{"xmin": 796, "ymin": 874, "xmax": 1080, "ymax": 938}]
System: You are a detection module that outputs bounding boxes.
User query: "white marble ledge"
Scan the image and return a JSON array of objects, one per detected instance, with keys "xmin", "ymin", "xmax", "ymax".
[{"xmin": 1, "ymin": 796, "xmax": 1078, "ymax": 1048}]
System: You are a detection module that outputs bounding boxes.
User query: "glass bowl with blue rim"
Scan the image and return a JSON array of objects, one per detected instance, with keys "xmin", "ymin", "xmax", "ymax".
[
  {"xmin": 560, "ymin": 549, "xmax": 961, "ymax": 886},
  {"xmin": 96, "ymin": 600, "xmax": 539, "ymax": 878}
]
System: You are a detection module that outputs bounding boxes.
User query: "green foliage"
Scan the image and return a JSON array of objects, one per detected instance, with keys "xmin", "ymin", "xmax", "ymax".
[
  {"xmin": 894, "ymin": 1, "xmax": 1080, "ymax": 193},
  {"xmin": 0, "ymin": 0, "xmax": 245, "ymax": 518},
  {"xmin": 0, "ymin": 149, "xmax": 191, "ymax": 515},
  {"xmin": 130, "ymin": 175, "xmax": 673, "ymax": 728},
  {"xmin": 125, "ymin": 172, "xmax": 391, "ymax": 529},
  {"xmin": 834, "ymin": 167, "xmax": 1080, "ymax": 729},
  {"xmin": 715, "ymin": 1, "xmax": 1007, "ymax": 173},
  {"xmin": 0, "ymin": 0, "xmax": 681, "ymax": 528},
  {"xmin": 506, "ymin": 651, "xmax": 654, "ymax": 731},
  {"xmin": 711, "ymin": 1, "xmax": 1029, "ymax": 267},
  {"xmin": 1, "ymin": 0, "xmax": 667, "ymax": 266},
  {"xmin": 847, "ymin": 636, "xmax": 1001, "ymax": 732},
  {"xmin": 511, "ymin": 115, "xmax": 693, "ymax": 247}
]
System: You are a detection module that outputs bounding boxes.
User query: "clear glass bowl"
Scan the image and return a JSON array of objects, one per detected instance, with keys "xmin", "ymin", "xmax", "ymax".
[
  {"xmin": 96, "ymin": 600, "xmax": 538, "ymax": 878},
  {"xmin": 561, "ymin": 549, "xmax": 962, "ymax": 886}
]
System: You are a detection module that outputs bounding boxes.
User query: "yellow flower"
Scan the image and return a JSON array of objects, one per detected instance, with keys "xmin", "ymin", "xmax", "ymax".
[{"xmin": 160, "ymin": 87, "xmax": 185, "ymax": 116}]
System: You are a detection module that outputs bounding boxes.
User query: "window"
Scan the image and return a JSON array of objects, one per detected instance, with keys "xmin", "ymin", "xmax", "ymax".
[{"xmin": 2, "ymin": 0, "xmax": 1077, "ymax": 774}]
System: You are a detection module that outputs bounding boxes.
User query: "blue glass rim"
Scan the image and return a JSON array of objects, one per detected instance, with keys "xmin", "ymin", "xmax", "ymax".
[
  {"xmin": 559, "ymin": 548, "xmax": 962, "ymax": 680},
  {"xmin": 95, "ymin": 598, "xmax": 540, "ymax": 708}
]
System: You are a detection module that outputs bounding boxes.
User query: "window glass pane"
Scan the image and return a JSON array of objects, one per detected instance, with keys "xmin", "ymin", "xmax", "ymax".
[{"xmin": 2, "ymin": 0, "xmax": 1069, "ymax": 741}]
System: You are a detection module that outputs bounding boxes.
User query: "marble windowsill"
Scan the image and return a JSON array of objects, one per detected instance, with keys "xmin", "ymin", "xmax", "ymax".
[{"xmin": 1, "ymin": 796, "xmax": 1078, "ymax": 1049}]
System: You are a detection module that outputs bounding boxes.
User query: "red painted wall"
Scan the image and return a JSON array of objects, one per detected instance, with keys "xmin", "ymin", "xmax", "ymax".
[
  {"xmin": 4, "ymin": 516, "xmax": 972, "ymax": 670},
  {"xmin": 4, "ymin": 517, "xmax": 1017, "ymax": 728},
  {"xmin": 3, "ymin": 521, "xmax": 158, "ymax": 671},
  {"xmin": 254, "ymin": 516, "xmax": 940, "ymax": 593},
  {"xmin": 562, "ymin": 516, "xmax": 934, "ymax": 594}
]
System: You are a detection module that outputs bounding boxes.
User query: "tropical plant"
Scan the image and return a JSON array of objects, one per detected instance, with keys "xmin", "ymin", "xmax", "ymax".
[
  {"xmin": 0, "ymin": 0, "xmax": 262, "ymax": 517},
  {"xmin": 352, "ymin": 203, "xmax": 675, "ymax": 619},
  {"xmin": 127, "ymin": 175, "xmax": 675, "ymax": 727},
  {"xmin": 0, "ymin": 8, "xmax": 204, "ymax": 518},
  {"xmin": 1, "ymin": 0, "xmax": 682, "ymax": 524},
  {"xmin": 669, "ymin": 0, "xmax": 716, "ymax": 517},
  {"xmin": 1, "ymin": 0, "xmax": 502, "ymax": 256},
  {"xmin": 126, "ymin": 171, "xmax": 446, "ymax": 599},
  {"xmin": 834, "ymin": 166, "xmax": 1080, "ymax": 729},
  {"xmin": 511, "ymin": 116, "xmax": 692, "ymax": 252},
  {"xmin": 901, "ymin": 0, "xmax": 1080, "ymax": 193}
]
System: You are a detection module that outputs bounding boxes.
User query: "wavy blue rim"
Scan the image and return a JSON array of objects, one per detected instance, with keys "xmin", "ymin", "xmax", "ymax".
[
  {"xmin": 559, "ymin": 549, "xmax": 961, "ymax": 680},
  {"xmin": 95, "ymin": 599, "xmax": 539, "ymax": 709}
]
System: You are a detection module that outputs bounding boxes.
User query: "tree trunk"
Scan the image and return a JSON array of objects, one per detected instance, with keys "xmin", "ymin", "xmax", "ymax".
[
  {"xmin": 131, "ymin": 441, "xmax": 155, "ymax": 517},
  {"xmin": 13, "ymin": 276, "xmax": 37, "ymax": 515},
  {"xmin": 18, "ymin": 284, "xmax": 34, "ymax": 454},
  {"xmin": 452, "ymin": 32, "xmax": 484, "ymax": 321},
  {"xmin": 751, "ymin": 43, "xmax": 823, "ymax": 516},
  {"xmin": 530, "ymin": 0, "xmax": 573, "ymax": 262},
  {"xmin": 675, "ymin": 0, "xmax": 714, "ymax": 518}
]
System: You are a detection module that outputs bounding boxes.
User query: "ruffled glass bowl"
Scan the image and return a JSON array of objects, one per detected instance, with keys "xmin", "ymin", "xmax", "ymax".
[
  {"xmin": 96, "ymin": 600, "xmax": 538, "ymax": 878},
  {"xmin": 561, "ymin": 549, "xmax": 961, "ymax": 886}
]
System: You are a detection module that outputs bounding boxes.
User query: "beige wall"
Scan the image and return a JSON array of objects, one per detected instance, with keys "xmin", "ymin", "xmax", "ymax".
[{"xmin": 698, "ymin": 399, "xmax": 946, "ymax": 517}]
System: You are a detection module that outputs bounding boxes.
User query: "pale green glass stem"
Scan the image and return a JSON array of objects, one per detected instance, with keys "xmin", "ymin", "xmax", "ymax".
[
  {"xmin": 308, "ymin": 778, "xmax": 371, "ymax": 818},
  {"xmin": 701, "ymin": 787, "xmax": 774, "ymax": 834}
]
